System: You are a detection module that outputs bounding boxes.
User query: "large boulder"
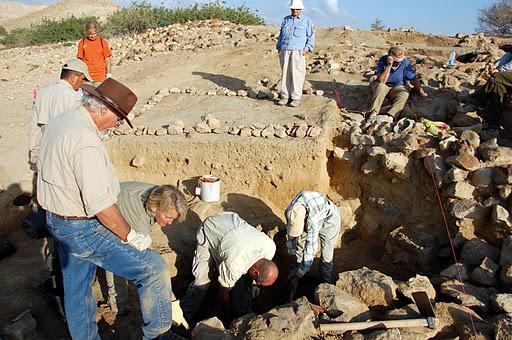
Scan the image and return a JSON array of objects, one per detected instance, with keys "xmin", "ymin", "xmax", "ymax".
[
  {"xmin": 336, "ymin": 267, "xmax": 397, "ymax": 307},
  {"xmin": 434, "ymin": 302, "xmax": 489, "ymax": 339},
  {"xmin": 492, "ymin": 294, "xmax": 512, "ymax": 314},
  {"xmin": 397, "ymin": 275, "xmax": 436, "ymax": 301},
  {"xmin": 230, "ymin": 297, "xmax": 317, "ymax": 340},
  {"xmin": 314, "ymin": 283, "xmax": 370, "ymax": 322},
  {"xmin": 440, "ymin": 279, "xmax": 495, "ymax": 312},
  {"xmin": 460, "ymin": 238, "xmax": 500, "ymax": 268},
  {"xmin": 384, "ymin": 225, "xmax": 440, "ymax": 273}
]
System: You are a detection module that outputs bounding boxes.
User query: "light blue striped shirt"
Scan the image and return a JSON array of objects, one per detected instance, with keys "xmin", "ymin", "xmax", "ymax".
[
  {"xmin": 285, "ymin": 191, "xmax": 337, "ymax": 278},
  {"xmin": 276, "ymin": 14, "xmax": 315, "ymax": 52},
  {"xmin": 495, "ymin": 52, "xmax": 512, "ymax": 72}
]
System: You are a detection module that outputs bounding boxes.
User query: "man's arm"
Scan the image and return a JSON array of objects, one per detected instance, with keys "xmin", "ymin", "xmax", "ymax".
[
  {"xmin": 76, "ymin": 39, "xmax": 84, "ymax": 60},
  {"xmin": 96, "ymin": 204, "xmax": 130, "ymax": 240},
  {"xmin": 295, "ymin": 218, "xmax": 319, "ymax": 278},
  {"xmin": 218, "ymin": 286, "xmax": 232, "ymax": 321},
  {"xmin": 303, "ymin": 18, "xmax": 315, "ymax": 55},
  {"xmin": 410, "ymin": 79, "xmax": 427, "ymax": 97},
  {"xmin": 105, "ymin": 56, "xmax": 112, "ymax": 75},
  {"xmin": 28, "ymin": 109, "xmax": 42, "ymax": 164},
  {"xmin": 376, "ymin": 57, "xmax": 393, "ymax": 83}
]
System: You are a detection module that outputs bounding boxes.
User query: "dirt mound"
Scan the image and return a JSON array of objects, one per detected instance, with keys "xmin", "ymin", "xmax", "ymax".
[
  {"xmin": 0, "ymin": 1, "xmax": 46, "ymax": 24},
  {"xmin": 0, "ymin": 0, "xmax": 118, "ymax": 30}
]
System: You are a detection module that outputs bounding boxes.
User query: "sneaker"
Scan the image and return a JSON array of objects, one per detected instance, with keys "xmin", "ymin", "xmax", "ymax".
[
  {"xmin": 289, "ymin": 99, "xmax": 301, "ymax": 107},
  {"xmin": 277, "ymin": 98, "xmax": 289, "ymax": 106}
]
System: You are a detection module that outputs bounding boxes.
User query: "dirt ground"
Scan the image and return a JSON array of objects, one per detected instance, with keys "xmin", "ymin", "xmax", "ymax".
[{"xmin": 0, "ymin": 24, "xmax": 465, "ymax": 338}]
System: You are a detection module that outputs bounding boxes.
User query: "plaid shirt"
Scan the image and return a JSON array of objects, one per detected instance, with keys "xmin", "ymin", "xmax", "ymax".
[{"xmin": 285, "ymin": 191, "xmax": 337, "ymax": 278}]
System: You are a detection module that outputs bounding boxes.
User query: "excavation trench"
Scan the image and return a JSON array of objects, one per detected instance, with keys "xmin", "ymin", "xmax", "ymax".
[{"xmin": 104, "ymin": 126, "xmax": 449, "ymax": 325}]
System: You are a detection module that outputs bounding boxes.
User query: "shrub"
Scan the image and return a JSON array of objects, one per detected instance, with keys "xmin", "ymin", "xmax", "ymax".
[
  {"xmin": 0, "ymin": 1, "xmax": 264, "ymax": 46},
  {"xmin": 105, "ymin": 1, "xmax": 264, "ymax": 36},
  {"xmin": 1, "ymin": 16, "xmax": 99, "ymax": 46},
  {"xmin": 0, "ymin": 25, "xmax": 7, "ymax": 36}
]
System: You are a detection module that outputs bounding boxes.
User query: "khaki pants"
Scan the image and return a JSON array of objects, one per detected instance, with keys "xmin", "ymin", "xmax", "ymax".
[
  {"xmin": 279, "ymin": 50, "xmax": 306, "ymax": 100},
  {"xmin": 370, "ymin": 82, "xmax": 410, "ymax": 118}
]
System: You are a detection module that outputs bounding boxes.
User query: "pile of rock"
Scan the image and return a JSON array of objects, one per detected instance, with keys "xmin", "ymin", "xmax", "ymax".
[
  {"xmin": 191, "ymin": 266, "xmax": 510, "ymax": 338},
  {"xmin": 112, "ymin": 114, "xmax": 323, "ymax": 140},
  {"xmin": 109, "ymin": 19, "xmax": 277, "ymax": 63}
]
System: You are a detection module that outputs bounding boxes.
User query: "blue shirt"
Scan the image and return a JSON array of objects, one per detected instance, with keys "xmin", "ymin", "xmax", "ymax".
[
  {"xmin": 276, "ymin": 14, "xmax": 315, "ymax": 52},
  {"xmin": 495, "ymin": 52, "xmax": 512, "ymax": 72},
  {"xmin": 376, "ymin": 55, "xmax": 417, "ymax": 87}
]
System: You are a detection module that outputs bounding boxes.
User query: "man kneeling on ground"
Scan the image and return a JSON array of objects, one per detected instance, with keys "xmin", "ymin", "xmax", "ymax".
[{"xmin": 180, "ymin": 212, "xmax": 278, "ymax": 323}]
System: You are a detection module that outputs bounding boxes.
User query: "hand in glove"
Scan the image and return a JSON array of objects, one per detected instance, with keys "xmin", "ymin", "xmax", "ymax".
[
  {"xmin": 172, "ymin": 300, "xmax": 190, "ymax": 330},
  {"xmin": 123, "ymin": 229, "xmax": 151, "ymax": 251}
]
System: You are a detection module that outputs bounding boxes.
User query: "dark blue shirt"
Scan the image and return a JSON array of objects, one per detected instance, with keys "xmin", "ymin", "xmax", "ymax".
[{"xmin": 376, "ymin": 55, "xmax": 417, "ymax": 86}]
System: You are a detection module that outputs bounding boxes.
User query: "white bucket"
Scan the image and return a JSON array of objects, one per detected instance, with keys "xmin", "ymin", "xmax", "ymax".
[{"xmin": 195, "ymin": 175, "xmax": 221, "ymax": 202}]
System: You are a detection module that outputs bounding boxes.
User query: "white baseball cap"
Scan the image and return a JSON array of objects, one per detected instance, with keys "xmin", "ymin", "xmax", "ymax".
[
  {"xmin": 62, "ymin": 59, "xmax": 93, "ymax": 82},
  {"xmin": 286, "ymin": 203, "xmax": 306, "ymax": 237},
  {"xmin": 290, "ymin": 0, "xmax": 304, "ymax": 9}
]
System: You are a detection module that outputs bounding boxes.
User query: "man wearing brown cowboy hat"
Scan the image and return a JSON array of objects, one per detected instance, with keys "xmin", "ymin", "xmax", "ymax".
[{"xmin": 37, "ymin": 78, "xmax": 175, "ymax": 339}]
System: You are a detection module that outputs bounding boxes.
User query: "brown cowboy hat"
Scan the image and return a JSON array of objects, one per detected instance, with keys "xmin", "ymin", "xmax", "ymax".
[{"xmin": 81, "ymin": 78, "xmax": 137, "ymax": 128}]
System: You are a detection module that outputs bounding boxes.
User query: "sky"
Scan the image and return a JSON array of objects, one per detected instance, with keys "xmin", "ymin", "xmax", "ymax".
[{"xmin": 12, "ymin": 0, "xmax": 495, "ymax": 36}]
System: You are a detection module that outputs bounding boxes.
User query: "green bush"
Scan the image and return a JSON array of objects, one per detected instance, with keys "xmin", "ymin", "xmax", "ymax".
[
  {"xmin": 1, "ymin": 16, "xmax": 99, "ymax": 46},
  {"xmin": 105, "ymin": 1, "xmax": 264, "ymax": 36},
  {"xmin": 0, "ymin": 1, "xmax": 264, "ymax": 46},
  {"xmin": 0, "ymin": 25, "xmax": 7, "ymax": 37}
]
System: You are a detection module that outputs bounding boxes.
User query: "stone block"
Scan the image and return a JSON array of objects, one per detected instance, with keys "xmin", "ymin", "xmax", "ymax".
[
  {"xmin": 460, "ymin": 238, "xmax": 500, "ymax": 268},
  {"xmin": 314, "ymin": 283, "xmax": 371, "ymax": 322},
  {"xmin": 336, "ymin": 267, "xmax": 397, "ymax": 307}
]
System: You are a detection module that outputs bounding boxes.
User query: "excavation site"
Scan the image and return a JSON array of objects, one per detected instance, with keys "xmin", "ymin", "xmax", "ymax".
[{"xmin": 1, "ymin": 13, "xmax": 512, "ymax": 340}]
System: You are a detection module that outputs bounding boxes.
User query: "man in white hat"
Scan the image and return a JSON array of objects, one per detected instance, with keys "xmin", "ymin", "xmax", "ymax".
[
  {"xmin": 276, "ymin": 0, "xmax": 315, "ymax": 107},
  {"xmin": 365, "ymin": 46, "xmax": 427, "ymax": 127},
  {"xmin": 28, "ymin": 59, "xmax": 92, "ymax": 167},
  {"xmin": 285, "ymin": 191, "xmax": 340, "ymax": 300}
]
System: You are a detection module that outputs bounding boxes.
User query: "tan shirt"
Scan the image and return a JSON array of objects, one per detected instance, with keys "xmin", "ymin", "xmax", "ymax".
[
  {"xmin": 37, "ymin": 106, "xmax": 119, "ymax": 217},
  {"xmin": 29, "ymin": 80, "xmax": 82, "ymax": 157},
  {"xmin": 195, "ymin": 212, "xmax": 276, "ymax": 288}
]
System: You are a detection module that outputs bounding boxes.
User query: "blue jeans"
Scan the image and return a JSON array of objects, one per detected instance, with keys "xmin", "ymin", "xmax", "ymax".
[{"xmin": 46, "ymin": 213, "xmax": 172, "ymax": 340}]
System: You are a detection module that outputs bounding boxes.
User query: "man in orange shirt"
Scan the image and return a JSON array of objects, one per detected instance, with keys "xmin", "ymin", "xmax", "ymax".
[{"xmin": 77, "ymin": 22, "xmax": 112, "ymax": 86}]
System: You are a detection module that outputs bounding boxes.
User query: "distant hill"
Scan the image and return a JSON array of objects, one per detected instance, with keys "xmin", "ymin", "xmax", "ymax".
[
  {"xmin": 0, "ymin": 1, "xmax": 47, "ymax": 24},
  {"xmin": 0, "ymin": 0, "xmax": 118, "ymax": 30}
]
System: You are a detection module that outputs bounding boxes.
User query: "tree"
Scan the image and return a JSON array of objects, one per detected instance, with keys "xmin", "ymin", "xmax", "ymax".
[
  {"xmin": 477, "ymin": 0, "xmax": 512, "ymax": 35},
  {"xmin": 371, "ymin": 18, "xmax": 385, "ymax": 31}
]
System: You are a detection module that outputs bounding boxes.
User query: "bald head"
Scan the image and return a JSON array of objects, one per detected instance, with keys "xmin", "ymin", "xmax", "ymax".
[{"xmin": 248, "ymin": 258, "xmax": 279, "ymax": 286}]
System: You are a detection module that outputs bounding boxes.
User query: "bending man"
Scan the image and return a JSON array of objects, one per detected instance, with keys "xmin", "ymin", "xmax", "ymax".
[
  {"xmin": 285, "ymin": 191, "xmax": 340, "ymax": 300},
  {"xmin": 181, "ymin": 212, "xmax": 278, "ymax": 323}
]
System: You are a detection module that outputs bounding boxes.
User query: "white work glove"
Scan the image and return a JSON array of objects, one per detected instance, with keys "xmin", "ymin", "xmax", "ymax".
[
  {"xmin": 106, "ymin": 73, "xmax": 112, "ymax": 78},
  {"xmin": 172, "ymin": 300, "xmax": 190, "ymax": 330},
  {"xmin": 124, "ymin": 229, "xmax": 151, "ymax": 251}
]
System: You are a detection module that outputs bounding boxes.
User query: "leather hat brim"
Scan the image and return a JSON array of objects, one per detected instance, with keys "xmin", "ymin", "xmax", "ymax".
[{"xmin": 81, "ymin": 84, "xmax": 133, "ymax": 128}]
